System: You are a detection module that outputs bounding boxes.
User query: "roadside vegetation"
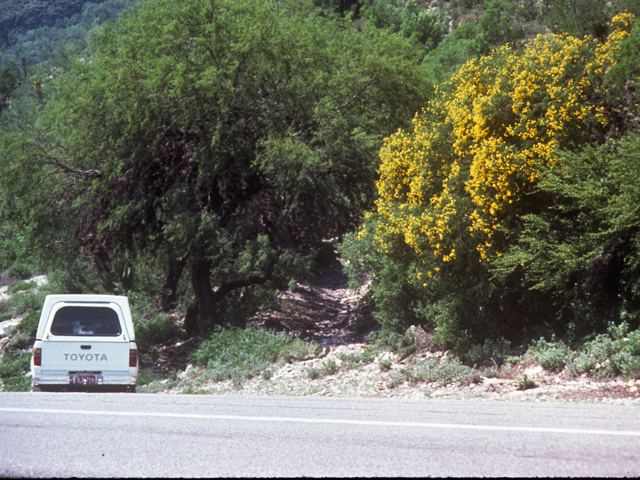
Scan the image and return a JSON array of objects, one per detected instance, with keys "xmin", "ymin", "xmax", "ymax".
[
  {"xmin": 1, "ymin": 270, "xmax": 639, "ymax": 393},
  {"xmin": 137, "ymin": 321, "xmax": 640, "ymax": 395},
  {"xmin": 1, "ymin": 0, "xmax": 640, "ymax": 395}
]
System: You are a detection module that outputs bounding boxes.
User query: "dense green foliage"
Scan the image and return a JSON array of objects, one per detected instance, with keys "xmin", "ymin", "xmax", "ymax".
[
  {"xmin": 491, "ymin": 135, "xmax": 640, "ymax": 340},
  {"xmin": 361, "ymin": 0, "xmax": 446, "ymax": 52}
]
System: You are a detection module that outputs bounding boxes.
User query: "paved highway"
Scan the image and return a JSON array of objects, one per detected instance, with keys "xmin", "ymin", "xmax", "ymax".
[{"xmin": 1, "ymin": 392, "xmax": 639, "ymax": 477}]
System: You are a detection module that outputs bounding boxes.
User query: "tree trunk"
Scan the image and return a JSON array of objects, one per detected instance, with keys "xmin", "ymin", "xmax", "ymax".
[
  {"xmin": 159, "ymin": 257, "xmax": 186, "ymax": 311},
  {"xmin": 185, "ymin": 257, "xmax": 276, "ymax": 336},
  {"xmin": 187, "ymin": 258, "xmax": 217, "ymax": 335},
  {"xmin": 184, "ymin": 303, "xmax": 200, "ymax": 337}
]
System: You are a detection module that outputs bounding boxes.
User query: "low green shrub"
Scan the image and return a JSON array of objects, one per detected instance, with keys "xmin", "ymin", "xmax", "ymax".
[
  {"xmin": 516, "ymin": 374, "xmax": 536, "ymax": 390},
  {"xmin": 181, "ymin": 386, "xmax": 208, "ymax": 394},
  {"xmin": 17, "ymin": 311, "xmax": 40, "ymax": 337},
  {"xmin": 7, "ymin": 280, "xmax": 37, "ymax": 294},
  {"xmin": 305, "ymin": 366, "xmax": 322, "ymax": 380},
  {"xmin": 526, "ymin": 338, "xmax": 574, "ymax": 372},
  {"xmin": 611, "ymin": 351, "xmax": 640, "ymax": 380},
  {"xmin": 191, "ymin": 326, "xmax": 315, "ymax": 386},
  {"xmin": 411, "ymin": 356, "xmax": 479, "ymax": 386},
  {"xmin": 320, "ymin": 358, "xmax": 340, "ymax": 376},
  {"xmin": 432, "ymin": 358, "xmax": 478, "ymax": 387},
  {"xmin": 566, "ymin": 353, "xmax": 597, "ymax": 377},
  {"xmin": 137, "ymin": 371, "xmax": 183, "ymax": 393},
  {"xmin": 0, "ymin": 291, "xmax": 46, "ymax": 322},
  {"xmin": 7, "ymin": 263, "xmax": 32, "ymax": 280},
  {"xmin": 413, "ymin": 357, "xmax": 441, "ymax": 383},
  {"xmin": 136, "ymin": 367, "xmax": 163, "ymax": 386},
  {"xmin": 139, "ymin": 371, "xmax": 190, "ymax": 392},
  {"xmin": 502, "ymin": 323, "xmax": 640, "ymax": 380},
  {"xmin": 482, "ymin": 366, "xmax": 500, "ymax": 378},
  {"xmin": 0, "ymin": 351, "xmax": 31, "ymax": 392},
  {"xmin": 4, "ymin": 333, "xmax": 29, "ymax": 352},
  {"xmin": 373, "ymin": 325, "xmax": 434, "ymax": 355},
  {"xmin": 464, "ymin": 338, "xmax": 512, "ymax": 368},
  {"xmin": 359, "ymin": 346, "xmax": 378, "ymax": 364},
  {"xmin": 337, "ymin": 349, "xmax": 377, "ymax": 369},
  {"xmin": 134, "ymin": 313, "xmax": 183, "ymax": 351},
  {"xmin": 378, "ymin": 357, "xmax": 393, "ymax": 371},
  {"xmin": 565, "ymin": 323, "xmax": 640, "ymax": 379},
  {"xmin": 370, "ymin": 330, "xmax": 406, "ymax": 352},
  {"xmin": 538, "ymin": 346, "xmax": 573, "ymax": 372},
  {"xmin": 386, "ymin": 370, "xmax": 406, "ymax": 389}
]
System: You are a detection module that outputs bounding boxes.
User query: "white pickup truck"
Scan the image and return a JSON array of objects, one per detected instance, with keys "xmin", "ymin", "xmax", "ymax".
[{"xmin": 31, "ymin": 295, "xmax": 138, "ymax": 392}]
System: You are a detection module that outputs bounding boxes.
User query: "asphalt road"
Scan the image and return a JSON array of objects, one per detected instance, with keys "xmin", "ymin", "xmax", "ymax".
[{"xmin": 1, "ymin": 392, "xmax": 639, "ymax": 477}]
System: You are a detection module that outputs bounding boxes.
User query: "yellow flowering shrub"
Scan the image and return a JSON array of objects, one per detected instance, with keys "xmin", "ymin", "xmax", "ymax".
[{"xmin": 374, "ymin": 15, "xmax": 634, "ymax": 276}]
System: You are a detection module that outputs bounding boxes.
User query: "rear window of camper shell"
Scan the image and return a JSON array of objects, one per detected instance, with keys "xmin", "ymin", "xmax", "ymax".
[{"xmin": 50, "ymin": 306, "xmax": 122, "ymax": 336}]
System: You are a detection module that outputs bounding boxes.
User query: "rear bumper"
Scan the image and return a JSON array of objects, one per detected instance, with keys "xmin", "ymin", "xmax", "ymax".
[
  {"xmin": 34, "ymin": 384, "xmax": 136, "ymax": 392},
  {"xmin": 32, "ymin": 370, "xmax": 136, "ymax": 387}
]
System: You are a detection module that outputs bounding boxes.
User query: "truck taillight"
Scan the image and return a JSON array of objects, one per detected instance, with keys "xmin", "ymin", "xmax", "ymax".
[
  {"xmin": 33, "ymin": 348, "xmax": 41, "ymax": 366},
  {"xmin": 129, "ymin": 348, "xmax": 138, "ymax": 367}
]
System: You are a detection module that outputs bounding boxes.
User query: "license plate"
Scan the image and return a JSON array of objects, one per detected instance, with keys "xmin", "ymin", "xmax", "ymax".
[{"xmin": 72, "ymin": 374, "xmax": 98, "ymax": 385}]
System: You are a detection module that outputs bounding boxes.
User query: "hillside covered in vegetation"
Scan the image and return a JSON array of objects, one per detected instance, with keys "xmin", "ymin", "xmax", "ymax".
[{"xmin": 1, "ymin": 0, "xmax": 640, "ymax": 390}]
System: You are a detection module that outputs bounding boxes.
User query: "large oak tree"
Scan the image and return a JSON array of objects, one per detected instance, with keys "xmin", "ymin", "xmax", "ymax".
[{"xmin": 5, "ymin": 0, "xmax": 431, "ymax": 334}]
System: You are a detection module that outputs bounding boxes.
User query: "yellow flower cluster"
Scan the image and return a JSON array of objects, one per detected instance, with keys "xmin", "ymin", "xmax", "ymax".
[{"xmin": 373, "ymin": 15, "xmax": 634, "ymax": 280}]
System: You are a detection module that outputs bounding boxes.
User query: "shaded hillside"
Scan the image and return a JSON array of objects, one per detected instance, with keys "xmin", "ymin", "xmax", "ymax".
[{"xmin": 0, "ymin": 0, "xmax": 108, "ymax": 46}]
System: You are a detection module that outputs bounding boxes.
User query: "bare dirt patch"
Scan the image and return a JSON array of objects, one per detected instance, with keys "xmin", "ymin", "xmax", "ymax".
[{"xmin": 247, "ymin": 254, "xmax": 377, "ymax": 346}]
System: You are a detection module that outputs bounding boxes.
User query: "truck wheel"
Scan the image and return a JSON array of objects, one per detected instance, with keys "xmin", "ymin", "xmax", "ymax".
[{"xmin": 32, "ymin": 385, "xmax": 41, "ymax": 392}]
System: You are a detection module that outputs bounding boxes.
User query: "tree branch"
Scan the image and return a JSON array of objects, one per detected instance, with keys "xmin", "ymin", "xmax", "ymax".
[
  {"xmin": 211, "ymin": 261, "xmax": 275, "ymax": 303},
  {"xmin": 340, "ymin": 83, "xmax": 377, "ymax": 108},
  {"xmin": 34, "ymin": 144, "xmax": 102, "ymax": 180}
]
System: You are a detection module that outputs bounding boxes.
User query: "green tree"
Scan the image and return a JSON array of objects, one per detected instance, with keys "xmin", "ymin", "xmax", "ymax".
[
  {"xmin": 541, "ymin": 0, "xmax": 640, "ymax": 40},
  {"xmin": 0, "ymin": 61, "xmax": 22, "ymax": 97},
  {"xmin": 1, "ymin": 0, "xmax": 143, "ymax": 68},
  {"xmin": 477, "ymin": 0, "xmax": 527, "ymax": 54},
  {"xmin": 3, "ymin": 0, "xmax": 431, "ymax": 335},
  {"xmin": 422, "ymin": 21, "xmax": 482, "ymax": 84},
  {"xmin": 361, "ymin": 0, "xmax": 445, "ymax": 52},
  {"xmin": 492, "ymin": 134, "xmax": 640, "ymax": 339},
  {"xmin": 360, "ymin": 0, "xmax": 404, "ymax": 31},
  {"xmin": 313, "ymin": 0, "xmax": 363, "ymax": 16}
]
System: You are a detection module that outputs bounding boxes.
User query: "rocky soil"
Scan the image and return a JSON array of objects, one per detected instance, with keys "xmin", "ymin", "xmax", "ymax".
[
  {"xmin": 0, "ymin": 275, "xmax": 47, "ymax": 358},
  {"xmin": 165, "ymin": 342, "xmax": 640, "ymax": 404}
]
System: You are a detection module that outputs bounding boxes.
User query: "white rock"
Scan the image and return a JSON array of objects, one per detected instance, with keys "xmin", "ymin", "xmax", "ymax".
[
  {"xmin": 0, "ymin": 318, "xmax": 22, "ymax": 337},
  {"xmin": 525, "ymin": 365, "xmax": 543, "ymax": 376}
]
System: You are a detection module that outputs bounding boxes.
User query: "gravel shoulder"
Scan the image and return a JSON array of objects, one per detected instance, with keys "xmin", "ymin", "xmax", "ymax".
[{"xmin": 158, "ymin": 342, "xmax": 640, "ymax": 404}]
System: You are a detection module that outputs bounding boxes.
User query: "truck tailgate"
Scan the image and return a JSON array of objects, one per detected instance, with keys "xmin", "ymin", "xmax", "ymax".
[{"xmin": 41, "ymin": 339, "xmax": 131, "ymax": 371}]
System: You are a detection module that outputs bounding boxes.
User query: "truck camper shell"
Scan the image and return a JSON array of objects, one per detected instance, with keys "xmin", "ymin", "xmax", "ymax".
[{"xmin": 32, "ymin": 295, "xmax": 137, "ymax": 392}]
